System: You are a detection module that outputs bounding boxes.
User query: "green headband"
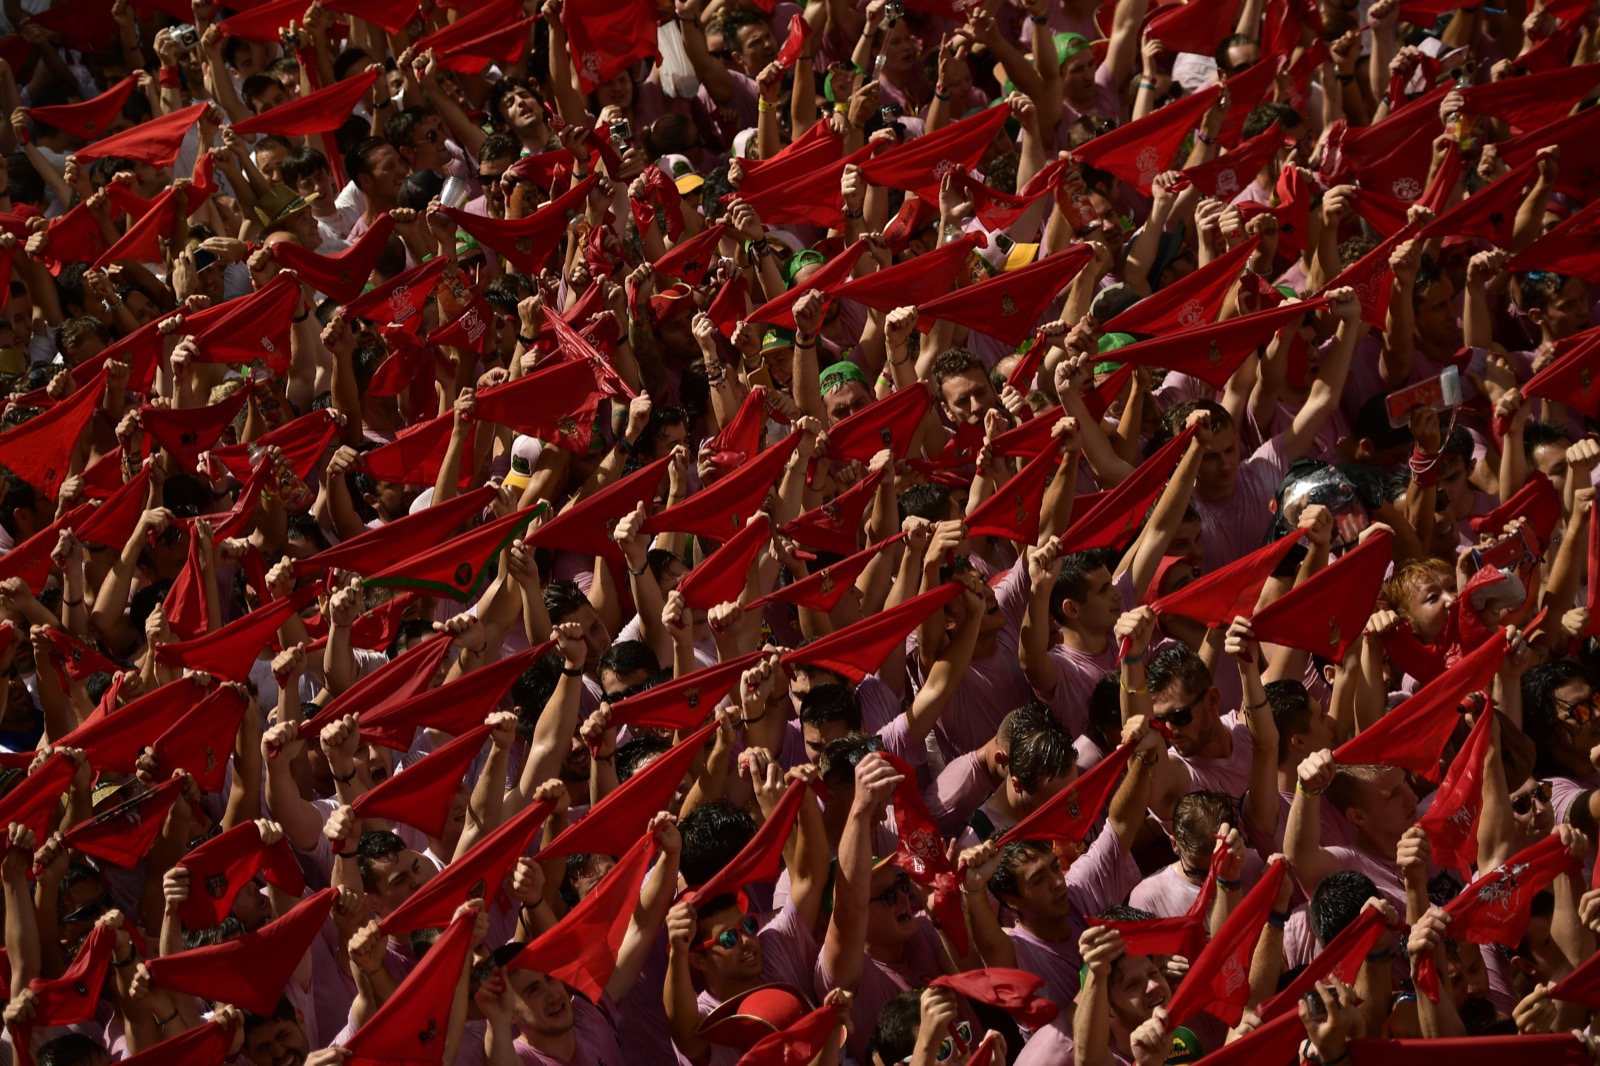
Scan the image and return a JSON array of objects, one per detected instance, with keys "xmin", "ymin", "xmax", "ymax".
[
  {"xmin": 781, "ymin": 249, "xmax": 827, "ymax": 288},
  {"xmin": 819, "ymin": 361, "xmax": 868, "ymax": 394}
]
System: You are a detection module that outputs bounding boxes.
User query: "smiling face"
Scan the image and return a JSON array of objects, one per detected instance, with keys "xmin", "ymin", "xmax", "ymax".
[
  {"xmin": 689, "ymin": 903, "xmax": 765, "ymax": 985},
  {"xmin": 242, "ymin": 1015, "xmax": 309, "ymax": 1066},
  {"xmin": 1107, "ymin": 954, "xmax": 1170, "ymax": 1036},
  {"xmin": 509, "ymin": 969, "xmax": 575, "ymax": 1037},
  {"xmin": 865, "ymin": 865, "xmax": 919, "ymax": 947},
  {"xmin": 363, "ymin": 847, "xmax": 432, "ymax": 916}
]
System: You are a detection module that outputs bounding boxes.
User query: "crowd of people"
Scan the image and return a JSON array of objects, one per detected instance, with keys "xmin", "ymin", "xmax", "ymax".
[{"xmin": 0, "ymin": 0, "xmax": 1596, "ymax": 1063}]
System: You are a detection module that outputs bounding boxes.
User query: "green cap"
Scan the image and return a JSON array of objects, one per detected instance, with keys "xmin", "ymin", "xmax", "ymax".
[
  {"xmin": 762, "ymin": 327, "xmax": 796, "ymax": 353},
  {"xmin": 1165, "ymin": 1026, "xmax": 1202, "ymax": 1064},
  {"xmin": 781, "ymin": 249, "xmax": 827, "ymax": 288},
  {"xmin": 1004, "ymin": 32, "xmax": 1091, "ymax": 95},
  {"xmin": 1097, "ymin": 332, "xmax": 1137, "ymax": 361},
  {"xmin": 819, "ymin": 360, "xmax": 868, "ymax": 395}
]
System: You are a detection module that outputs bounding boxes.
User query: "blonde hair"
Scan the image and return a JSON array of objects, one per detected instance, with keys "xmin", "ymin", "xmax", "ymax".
[{"xmin": 1381, "ymin": 557, "xmax": 1452, "ymax": 628}]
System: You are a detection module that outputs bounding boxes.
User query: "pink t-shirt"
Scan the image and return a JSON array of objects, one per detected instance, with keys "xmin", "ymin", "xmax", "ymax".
[
  {"xmin": 1041, "ymin": 570, "xmax": 1139, "ymax": 734},
  {"xmin": 1190, "ymin": 435, "xmax": 1289, "ymax": 573},
  {"xmin": 514, "ymin": 995, "xmax": 622, "ymax": 1066},
  {"xmin": 1176, "ymin": 713, "xmax": 1256, "ymax": 801}
]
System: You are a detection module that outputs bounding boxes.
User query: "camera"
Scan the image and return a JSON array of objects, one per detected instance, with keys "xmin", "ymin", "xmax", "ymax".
[
  {"xmin": 172, "ymin": 23, "xmax": 200, "ymax": 50},
  {"xmin": 609, "ymin": 119, "xmax": 633, "ymax": 148}
]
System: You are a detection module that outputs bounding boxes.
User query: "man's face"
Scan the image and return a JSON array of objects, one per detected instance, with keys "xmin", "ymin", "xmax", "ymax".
[
  {"xmin": 1062, "ymin": 50, "xmax": 1096, "ymax": 99},
  {"xmin": 368, "ymin": 480, "xmax": 417, "ymax": 522},
  {"xmin": 1436, "ymin": 454, "xmax": 1469, "ymax": 521},
  {"xmin": 243, "ymin": 1016, "xmax": 309, "ymax": 1066},
  {"xmin": 1402, "ymin": 571, "xmax": 1456, "ymax": 644},
  {"xmin": 1107, "ymin": 954, "xmax": 1170, "ymax": 1033},
  {"xmin": 1223, "ymin": 41, "xmax": 1261, "ymax": 75},
  {"xmin": 249, "ymin": 81, "xmax": 292, "ymax": 114},
  {"xmin": 1444, "ymin": 942, "xmax": 1490, "ymax": 1005},
  {"xmin": 255, "ymin": 144, "xmax": 286, "ymax": 185},
  {"xmin": 734, "ymin": 21, "xmax": 778, "ymax": 74},
  {"xmin": 479, "ymin": 154, "xmax": 514, "ymax": 209},
  {"xmin": 1196, "ymin": 424, "xmax": 1241, "ymax": 499},
  {"xmin": 1509, "ymin": 776, "xmax": 1555, "ymax": 840},
  {"xmin": 1064, "ymin": 565, "xmax": 1117, "ymax": 634},
  {"xmin": 361, "ymin": 144, "xmax": 410, "ymax": 201},
  {"xmin": 1550, "ymin": 677, "xmax": 1600, "ymax": 756},
  {"xmin": 1166, "ymin": 517, "xmax": 1204, "ymax": 570},
  {"xmin": 940, "ymin": 367, "xmax": 996, "ymax": 427},
  {"xmin": 1414, "ymin": 278, "xmax": 1459, "ymax": 348},
  {"xmin": 865, "ymin": 866, "xmax": 919, "ymax": 947},
  {"xmin": 364, "ymin": 848, "xmax": 431, "ymax": 916},
  {"xmin": 599, "ymin": 665, "xmax": 651, "ymax": 698},
  {"xmin": 824, "ymin": 380, "xmax": 871, "ymax": 425},
  {"xmin": 400, "ymin": 114, "xmax": 448, "ymax": 173},
  {"xmin": 294, "ymin": 166, "xmax": 335, "ymax": 206},
  {"xmin": 1530, "ymin": 440, "xmax": 1571, "ymax": 495},
  {"xmin": 1534, "ymin": 275, "xmax": 1591, "ymax": 341},
  {"xmin": 1001, "ymin": 849, "xmax": 1071, "ymax": 923},
  {"xmin": 1151, "ymin": 685, "xmax": 1218, "ymax": 758},
  {"xmin": 1351, "ymin": 768, "xmax": 1419, "ymax": 843},
  {"xmin": 61, "ymin": 331, "xmax": 106, "ymax": 366},
  {"xmin": 1296, "ymin": 698, "xmax": 1337, "ymax": 756},
  {"xmin": 499, "ymin": 86, "xmax": 548, "ymax": 142},
  {"xmin": 689, "ymin": 904, "xmax": 765, "ymax": 983},
  {"xmin": 509, "ymin": 969, "xmax": 575, "ymax": 1036},
  {"xmin": 802, "ymin": 718, "xmax": 851, "ymax": 763},
  {"xmin": 563, "ymin": 602, "xmax": 611, "ymax": 673}
]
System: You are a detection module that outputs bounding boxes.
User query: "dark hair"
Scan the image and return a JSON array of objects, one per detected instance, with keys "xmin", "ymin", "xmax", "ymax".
[
  {"xmin": 1242, "ymin": 100, "xmax": 1299, "ymax": 139},
  {"xmin": 1049, "ymin": 547, "xmax": 1116, "ymax": 624},
  {"xmin": 1006, "ymin": 705, "xmax": 1076, "ymax": 791},
  {"xmin": 242, "ymin": 995, "xmax": 299, "ymax": 1038},
  {"xmin": 616, "ymin": 734, "xmax": 672, "ymax": 780},
  {"xmin": 487, "ymin": 76, "xmax": 544, "ymax": 130},
  {"xmin": 37, "ymin": 1033, "xmax": 108, "ymax": 1066},
  {"xmin": 931, "ymin": 348, "xmax": 985, "ymax": 393},
  {"xmin": 1411, "ymin": 254, "xmax": 1443, "ymax": 304},
  {"xmin": 510, "ymin": 652, "xmax": 565, "ymax": 742},
  {"xmin": 58, "ymin": 314, "xmax": 110, "ymax": 358},
  {"xmin": 1154, "ymin": 398, "xmax": 1232, "ymax": 449},
  {"xmin": 355, "ymin": 830, "xmax": 408, "ymax": 892},
  {"xmin": 1308, "ymin": 869, "xmax": 1378, "ymax": 946},
  {"xmin": 1088, "ymin": 673, "xmax": 1123, "ymax": 742},
  {"xmin": 1353, "ymin": 392, "xmax": 1413, "ymax": 453},
  {"xmin": 0, "ymin": 467, "xmax": 38, "ymax": 537},
  {"xmin": 988, "ymin": 839, "xmax": 1053, "ymax": 900},
  {"xmin": 281, "ymin": 145, "xmax": 330, "ymax": 189},
  {"xmin": 799, "ymin": 683, "xmax": 862, "ymax": 733},
  {"xmin": 818, "ymin": 732, "xmax": 884, "ymax": 787},
  {"xmin": 480, "ymin": 131, "xmax": 519, "ymax": 162},
  {"xmin": 597, "ymin": 639, "xmax": 657, "ymax": 682},
  {"xmin": 331, "ymin": 48, "xmax": 373, "ymax": 80},
  {"xmin": 183, "ymin": 915, "xmax": 246, "ymax": 949},
  {"xmin": 898, "ymin": 483, "xmax": 954, "ymax": 524},
  {"xmin": 1266, "ymin": 680, "xmax": 1313, "ymax": 764},
  {"xmin": 543, "ymin": 580, "xmax": 591, "ymax": 625},
  {"xmin": 383, "ymin": 107, "xmax": 427, "ymax": 150},
  {"xmin": 866, "ymin": 988, "xmax": 924, "ymax": 1066},
  {"xmin": 679, "ymin": 801, "xmax": 757, "ymax": 887},
  {"xmin": 1520, "ymin": 271, "xmax": 1572, "ymax": 316},
  {"xmin": 1523, "ymin": 419, "xmax": 1574, "ymax": 465},
  {"xmin": 1523, "ymin": 659, "xmax": 1591, "ymax": 762},
  {"xmin": 1215, "ymin": 33, "xmax": 1258, "ymax": 71},
  {"xmin": 344, "ymin": 137, "xmax": 393, "ymax": 189},
  {"xmin": 1172, "ymin": 791, "xmax": 1237, "ymax": 865},
  {"xmin": 240, "ymin": 73, "xmax": 283, "ymax": 109},
  {"xmin": 1144, "ymin": 644, "xmax": 1213, "ymax": 702},
  {"xmin": 1096, "ymin": 903, "xmax": 1156, "ymax": 922}
]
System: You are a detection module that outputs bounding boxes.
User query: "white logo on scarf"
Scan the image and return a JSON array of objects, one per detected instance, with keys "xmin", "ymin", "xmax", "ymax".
[
  {"xmin": 1392, "ymin": 177, "xmax": 1422, "ymax": 201},
  {"xmin": 1178, "ymin": 299, "xmax": 1205, "ymax": 326},
  {"xmin": 388, "ymin": 285, "xmax": 414, "ymax": 323},
  {"xmin": 1215, "ymin": 168, "xmax": 1239, "ymax": 198},
  {"xmin": 1136, "ymin": 146, "xmax": 1161, "ymax": 185}
]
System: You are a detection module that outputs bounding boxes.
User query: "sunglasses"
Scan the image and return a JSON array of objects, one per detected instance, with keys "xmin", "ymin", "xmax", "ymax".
[
  {"xmin": 692, "ymin": 913, "xmax": 759, "ymax": 952},
  {"xmin": 872, "ymin": 872, "xmax": 913, "ymax": 908},
  {"xmin": 62, "ymin": 891, "xmax": 112, "ymax": 923},
  {"xmin": 1512, "ymin": 780, "xmax": 1554, "ymax": 815},
  {"xmin": 1555, "ymin": 695, "xmax": 1596, "ymax": 726},
  {"xmin": 899, "ymin": 1021, "xmax": 974, "ymax": 1064},
  {"xmin": 1153, "ymin": 702, "xmax": 1196, "ymax": 729}
]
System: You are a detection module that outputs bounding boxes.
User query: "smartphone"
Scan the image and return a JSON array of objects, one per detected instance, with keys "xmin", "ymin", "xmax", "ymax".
[
  {"xmin": 1385, "ymin": 365, "xmax": 1463, "ymax": 427},
  {"xmin": 1302, "ymin": 990, "xmax": 1328, "ymax": 1023}
]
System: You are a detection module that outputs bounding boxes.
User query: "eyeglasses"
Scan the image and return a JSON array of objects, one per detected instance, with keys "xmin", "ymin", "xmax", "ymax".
[
  {"xmin": 1153, "ymin": 702, "xmax": 1196, "ymax": 729},
  {"xmin": 1512, "ymin": 780, "xmax": 1554, "ymax": 815},
  {"xmin": 692, "ymin": 913, "xmax": 759, "ymax": 952},
  {"xmin": 872, "ymin": 872, "xmax": 913, "ymax": 908},
  {"xmin": 1554, "ymin": 694, "xmax": 1596, "ymax": 726},
  {"xmin": 899, "ymin": 1021, "xmax": 974, "ymax": 1064},
  {"xmin": 62, "ymin": 892, "xmax": 112, "ymax": 924}
]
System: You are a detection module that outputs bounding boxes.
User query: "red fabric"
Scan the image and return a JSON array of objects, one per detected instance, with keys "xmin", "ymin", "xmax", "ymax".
[
  {"xmin": 1144, "ymin": 0, "xmax": 1237, "ymax": 54},
  {"xmin": 1262, "ymin": 903, "xmax": 1394, "ymax": 1019},
  {"xmin": 561, "ymin": 0, "xmax": 660, "ymax": 92},
  {"xmin": 357, "ymin": 414, "xmax": 458, "ymax": 486},
  {"xmin": 507, "ymin": 832, "xmax": 657, "ymax": 1002},
  {"xmin": 676, "ymin": 515, "xmax": 773, "ymax": 610},
  {"xmin": 215, "ymin": 0, "xmax": 307, "ymax": 39},
  {"xmin": 153, "ymin": 588, "xmax": 315, "ymax": 680},
  {"xmin": 26, "ymin": 0, "xmax": 116, "ymax": 50},
  {"xmin": 735, "ymin": 122, "xmax": 841, "ymax": 200},
  {"xmin": 736, "ymin": 143, "xmax": 874, "ymax": 229},
  {"xmin": 326, "ymin": 0, "xmax": 420, "ymax": 32},
  {"xmin": 1111, "ymin": 299, "xmax": 1327, "ymax": 388},
  {"xmin": 430, "ymin": 16, "xmax": 538, "ymax": 72},
  {"xmin": 824, "ymin": 235, "xmax": 980, "ymax": 315},
  {"xmin": 776, "ymin": 13, "xmax": 809, "ymax": 67},
  {"xmin": 42, "ymin": 202, "xmax": 112, "ymax": 267},
  {"xmin": 212, "ymin": 409, "xmax": 338, "ymax": 484},
  {"xmin": 1462, "ymin": 64, "xmax": 1600, "ymax": 134},
  {"xmin": 539, "ymin": 309, "xmax": 634, "ymax": 399},
  {"xmin": 745, "ymin": 241, "xmax": 868, "ymax": 329},
  {"xmin": 606, "ymin": 650, "xmax": 763, "ymax": 733},
  {"xmin": 0, "ymin": 755, "xmax": 75, "ymax": 848},
  {"xmin": 1417, "ymin": 703, "xmax": 1493, "ymax": 874},
  {"xmin": 1525, "ymin": 329, "xmax": 1600, "ymax": 417},
  {"xmin": 66, "ymin": 472, "xmax": 147, "ymax": 558},
  {"xmin": 653, "ymin": 223, "xmax": 728, "ymax": 285},
  {"xmin": 688, "ymin": 778, "xmax": 808, "ymax": 900},
  {"xmin": 963, "ymin": 160, "xmax": 1064, "ymax": 231},
  {"xmin": 1336, "ymin": 630, "xmax": 1507, "ymax": 780},
  {"xmin": 38, "ymin": 627, "xmax": 118, "ymax": 685},
  {"xmin": 411, "ymin": 0, "xmax": 523, "ymax": 57},
  {"xmin": 1102, "ymin": 236, "xmax": 1261, "ymax": 336},
  {"xmin": 1507, "ymin": 196, "xmax": 1600, "ymax": 280},
  {"xmin": 824, "ymin": 384, "xmax": 933, "ymax": 464},
  {"xmin": 186, "ymin": 272, "xmax": 302, "ymax": 372},
  {"xmin": 117, "ymin": 1018, "xmax": 239, "ymax": 1066},
  {"xmin": 379, "ymin": 793, "xmax": 557, "ymax": 933},
  {"xmin": 74, "ymin": 103, "xmax": 206, "ymax": 167},
  {"xmin": 1549, "ymin": 925, "xmax": 1600, "ymax": 1005},
  {"xmin": 1325, "ymin": 89, "xmax": 1446, "ymax": 204},
  {"xmin": 781, "ymin": 583, "xmax": 962, "ymax": 684},
  {"xmin": 1500, "ymin": 105, "xmax": 1600, "ymax": 196},
  {"xmin": 443, "ymin": 176, "xmax": 597, "ymax": 274},
  {"xmin": 10, "ymin": 924, "xmax": 119, "ymax": 1065},
  {"xmin": 1250, "ymin": 529, "xmax": 1390, "ymax": 661},
  {"xmin": 541, "ymin": 722, "xmax": 718, "ymax": 859},
  {"xmin": 160, "ymin": 528, "xmax": 209, "ymax": 641},
  {"xmin": 883, "ymin": 196, "xmax": 939, "ymax": 254},
  {"xmin": 343, "ymin": 256, "xmax": 448, "ymax": 326},
  {"xmin": 1421, "ymin": 161, "xmax": 1535, "ymax": 247},
  {"xmin": 524, "ymin": 455, "xmax": 675, "ymax": 565},
  {"xmin": 779, "ymin": 468, "xmax": 887, "ymax": 556},
  {"xmin": 61, "ymin": 676, "xmax": 210, "ymax": 774},
  {"xmin": 1038, "ymin": 411, "xmax": 1186, "ymax": 550},
  {"xmin": 884, "ymin": 751, "xmax": 967, "ymax": 956},
  {"xmin": 1470, "ymin": 471, "xmax": 1560, "ymax": 552},
  {"xmin": 1072, "ymin": 84, "xmax": 1221, "ymax": 193},
  {"xmin": 96, "ymin": 155, "xmax": 219, "ymax": 268},
  {"xmin": 708, "ymin": 272, "xmax": 749, "ymax": 336},
  {"xmin": 1181, "ymin": 127, "xmax": 1284, "ymax": 200},
  {"xmin": 915, "ymin": 245, "xmax": 1093, "ymax": 346},
  {"xmin": 299, "ymin": 631, "xmax": 454, "ymax": 751},
  {"xmin": 1417, "ymin": 833, "xmax": 1579, "ymax": 1000},
  {"xmin": 1163, "ymin": 859, "xmax": 1288, "ymax": 1027},
  {"xmin": 363, "ymin": 504, "xmax": 543, "ymax": 601},
  {"xmin": 470, "ymin": 359, "xmax": 606, "ymax": 454},
  {"xmin": 424, "ymin": 292, "xmax": 495, "ymax": 354},
  {"xmin": 1090, "ymin": 844, "xmax": 1223, "ymax": 962},
  {"xmin": 859, "ymin": 106, "xmax": 1011, "ymax": 203},
  {"xmin": 704, "ymin": 386, "xmax": 769, "ymax": 471},
  {"xmin": 141, "ymin": 388, "xmax": 251, "ymax": 475},
  {"xmin": 963, "ymin": 445, "xmax": 1062, "ymax": 544},
  {"xmin": 175, "ymin": 820, "xmax": 306, "ymax": 930},
  {"xmin": 930, "ymin": 968, "xmax": 1058, "ymax": 1029},
  {"xmin": 736, "ymin": 1002, "xmax": 842, "ymax": 1066},
  {"xmin": 62, "ymin": 776, "xmax": 186, "ymax": 868},
  {"xmin": 148, "ymin": 889, "xmax": 335, "ymax": 1014},
  {"xmin": 996, "ymin": 742, "xmax": 1134, "ymax": 847},
  {"xmin": 1316, "ymin": 223, "xmax": 1417, "ymax": 329},
  {"xmin": 0, "ymin": 367, "xmax": 108, "ymax": 496},
  {"xmin": 294, "ymin": 487, "xmax": 494, "ymax": 581},
  {"xmin": 358, "ymin": 640, "xmax": 553, "ymax": 750},
  {"xmin": 353, "ymin": 721, "xmax": 495, "ymax": 840},
  {"xmin": 347, "ymin": 908, "xmax": 477, "ymax": 1064},
  {"xmin": 644, "ymin": 434, "xmax": 801, "ymax": 540},
  {"xmin": 271, "ymin": 213, "xmax": 393, "ymax": 302},
  {"xmin": 234, "ymin": 68, "xmax": 380, "ymax": 136},
  {"xmin": 150, "ymin": 684, "xmax": 250, "ymax": 792},
  {"xmin": 28, "ymin": 74, "xmax": 136, "ymax": 135},
  {"xmin": 1150, "ymin": 528, "xmax": 1302, "ymax": 628}
]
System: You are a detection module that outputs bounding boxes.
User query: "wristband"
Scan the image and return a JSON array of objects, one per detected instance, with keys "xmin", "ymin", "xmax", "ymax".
[
  {"xmin": 834, "ymin": 102, "xmax": 848, "ymax": 114},
  {"xmin": 627, "ymin": 561, "xmax": 648, "ymax": 577},
  {"xmin": 1366, "ymin": 946, "xmax": 1393, "ymax": 961},
  {"xmin": 1195, "ymin": 130, "xmax": 1215, "ymax": 145},
  {"xmin": 758, "ymin": 97, "xmax": 774, "ymax": 113},
  {"xmin": 934, "ymin": 86, "xmax": 951, "ymax": 101},
  {"xmin": 1297, "ymin": 779, "xmax": 1326, "ymax": 797},
  {"xmin": 517, "ymin": 333, "xmax": 537, "ymax": 346},
  {"xmin": 1122, "ymin": 650, "xmax": 1146, "ymax": 664},
  {"xmin": 843, "ymin": 207, "xmax": 864, "ymax": 220},
  {"xmin": 159, "ymin": 66, "xmax": 181, "ymax": 88},
  {"xmin": 1267, "ymin": 911, "xmax": 1288, "ymax": 929},
  {"xmin": 334, "ymin": 769, "xmax": 357, "ymax": 784},
  {"xmin": 1139, "ymin": 78, "xmax": 1159, "ymax": 91},
  {"xmin": 1029, "ymin": 13, "xmax": 1048, "ymax": 22},
  {"xmin": 1217, "ymin": 877, "xmax": 1241, "ymax": 891},
  {"xmin": 561, "ymin": 664, "xmax": 584, "ymax": 677},
  {"xmin": 1336, "ymin": 72, "xmax": 1354, "ymax": 83},
  {"xmin": 1408, "ymin": 447, "xmax": 1440, "ymax": 488}
]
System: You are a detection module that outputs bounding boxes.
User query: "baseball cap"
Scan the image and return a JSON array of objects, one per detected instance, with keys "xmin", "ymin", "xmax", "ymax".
[{"xmin": 658, "ymin": 153, "xmax": 704, "ymax": 195}]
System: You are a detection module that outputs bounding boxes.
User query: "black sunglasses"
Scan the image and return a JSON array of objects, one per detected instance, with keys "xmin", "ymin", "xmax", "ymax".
[
  {"xmin": 872, "ymin": 871, "xmax": 912, "ymax": 908},
  {"xmin": 1511, "ymin": 780, "xmax": 1554, "ymax": 816},
  {"xmin": 62, "ymin": 892, "xmax": 112, "ymax": 923},
  {"xmin": 1153, "ymin": 702, "xmax": 1196, "ymax": 729}
]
